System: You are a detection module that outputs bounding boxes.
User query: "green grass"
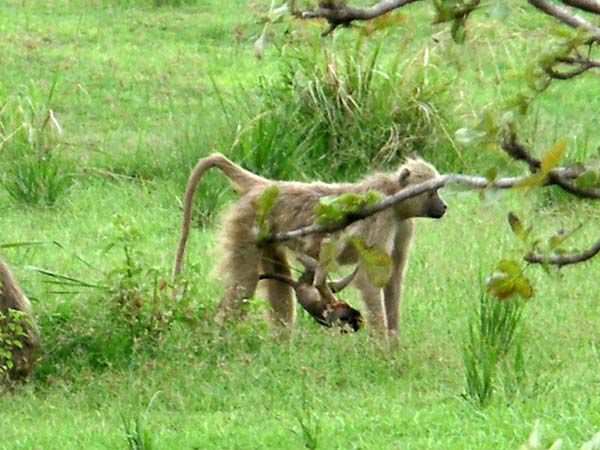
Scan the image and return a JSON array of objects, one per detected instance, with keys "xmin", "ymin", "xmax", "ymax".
[{"xmin": 1, "ymin": 1, "xmax": 600, "ymax": 449}]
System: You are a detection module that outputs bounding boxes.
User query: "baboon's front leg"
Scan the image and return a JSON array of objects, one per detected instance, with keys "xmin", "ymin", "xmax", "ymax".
[
  {"xmin": 354, "ymin": 263, "xmax": 387, "ymax": 333},
  {"xmin": 260, "ymin": 246, "xmax": 295, "ymax": 326},
  {"xmin": 383, "ymin": 221, "xmax": 414, "ymax": 338}
]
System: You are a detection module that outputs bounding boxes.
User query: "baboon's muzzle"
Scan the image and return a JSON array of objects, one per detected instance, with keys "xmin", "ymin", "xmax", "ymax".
[{"xmin": 429, "ymin": 202, "xmax": 447, "ymax": 219}]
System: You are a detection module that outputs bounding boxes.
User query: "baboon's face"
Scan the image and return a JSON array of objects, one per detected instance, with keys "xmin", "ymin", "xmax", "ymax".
[
  {"xmin": 396, "ymin": 164, "xmax": 446, "ymax": 219},
  {"xmin": 422, "ymin": 190, "xmax": 447, "ymax": 219},
  {"xmin": 397, "ymin": 190, "xmax": 447, "ymax": 219}
]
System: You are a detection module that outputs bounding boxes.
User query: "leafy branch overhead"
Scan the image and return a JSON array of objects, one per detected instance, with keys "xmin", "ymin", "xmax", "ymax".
[
  {"xmin": 255, "ymin": 0, "xmax": 600, "ymax": 303},
  {"xmin": 285, "ymin": 0, "xmax": 600, "ymax": 73}
]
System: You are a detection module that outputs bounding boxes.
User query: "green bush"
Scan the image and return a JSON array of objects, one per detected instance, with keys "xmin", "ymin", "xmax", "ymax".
[{"xmin": 217, "ymin": 38, "xmax": 458, "ymax": 181}]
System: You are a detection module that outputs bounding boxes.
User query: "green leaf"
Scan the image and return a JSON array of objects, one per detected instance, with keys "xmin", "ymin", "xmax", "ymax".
[
  {"xmin": 507, "ymin": 212, "xmax": 523, "ymax": 238},
  {"xmin": 319, "ymin": 239, "xmax": 339, "ymax": 274},
  {"xmin": 507, "ymin": 213, "xmax": 532, "ymax": 244},
  {"xmin": 498, "ymin": 259, "xmax": 521, "ymax": 277},
  {"xmin": 514, "ymin": 172, "xmax": 545, "ymax": 190},
  {"xmin": 486, "ymin": 272, "xmax": 515, "ymax": 300},
  {"xmin": 350, "ymin": 238, "xmax": 392, "ymax": 288},
  {"xmin": 314, "ymin": 191, "xmax": 383, "ymax": 226},
  {"xmin": 575, "ymin": 169, "xmax": 599, "ymax": 189},
  {"xmin": 485, "ymin": 167, "xmax": 498, "ymax": 182},
  {"xmin": 255, "ymin": 185, "xmax": 280, "ymax": 240},
  {"xmin": 514, "ymin": 275, "xmax": 534, "ymax": 299},
  {"xmin": 541, "ymin": 139, "xmax": 567, "ymax": 175},
  {"xmin": 478, "ymin": 109, "xmax": 500, "ymax": 132},
  {"xmin": 548, "ymin": 224, "xmax": 581, "ymax": 250}
]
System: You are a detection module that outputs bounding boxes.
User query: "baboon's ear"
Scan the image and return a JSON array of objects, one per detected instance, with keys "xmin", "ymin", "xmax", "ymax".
[{"xmin": 398, "ymin": 168, "xmax": 411, "ymax": 184}]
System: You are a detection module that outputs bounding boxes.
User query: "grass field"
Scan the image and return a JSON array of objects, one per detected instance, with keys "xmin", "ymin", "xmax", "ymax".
[{"xmin": 1, "ymin": 1, "xmax": 600, "ymax": 449}]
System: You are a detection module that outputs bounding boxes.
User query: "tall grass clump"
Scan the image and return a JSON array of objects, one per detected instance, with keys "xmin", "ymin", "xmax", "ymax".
[
  {"xmin": 214, "ymin": 37, "xmax": 458, "ymax": 182},
  {"xmin": 0, "ymin": 81, "xmax": 75, "ymax": 206},
  {"xmin": 463, "ymin": 291, "xmax": 526, "ymax": 406},
  {"xmin": 122, "ymin": 412, "xmax": 155, "ymax": 450}
]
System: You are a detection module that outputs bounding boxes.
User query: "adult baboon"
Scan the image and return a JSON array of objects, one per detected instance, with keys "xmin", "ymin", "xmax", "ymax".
[
  {"xmin": 0, "ymin": 254, "xmax": 40, "ymax": 381},
  {"xmin": 173, "ymin": 153, "xmax": 359, "ymax": 326},
  {"xmin": 174, "ymin": 153, "xmax": 446, "ymax": 336}
]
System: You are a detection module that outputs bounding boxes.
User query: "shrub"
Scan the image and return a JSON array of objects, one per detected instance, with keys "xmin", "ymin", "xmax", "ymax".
[
  {"xmin": 217, "ymin": 37, "xmax": 458, "ymax": 182},
  {"xmin": 0, "ymin": 81, "xmax": 75, "ymax": 206}
]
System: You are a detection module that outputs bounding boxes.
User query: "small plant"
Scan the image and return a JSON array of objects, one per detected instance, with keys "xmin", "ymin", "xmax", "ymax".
[
  {"xmin": 34, "ymin": 218, "xmax": 199, "ymax": 376},
  {"xmin": 0, "ymin": 81, "xmax": 75, "ymax": 206},
  {"xmin": 463, "ymin": 290, "xmax": 525, "ymax": 406},
  {"xmin": 293, "ymin": 374, "xmax": 321, "ymax": 450},
  {"xmin": 102, "ymin": 217, "xmax": 192, "ymax": 358},
  {"xmin": 122, "ymin": 413, "xmax": 155, "ymax": 450},
  {"xmin": 0, "ymin": 309, "xmax": 27, "ymax": 379}
]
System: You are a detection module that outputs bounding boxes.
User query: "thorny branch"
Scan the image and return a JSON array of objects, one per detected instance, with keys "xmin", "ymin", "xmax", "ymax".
[
  {"xmin": 285, "ymin": 0, "xmax": 600, "ymax": 265},
  {"xmin": 264, "ymin": 151, "xmax": 599, "ymax": 266}
]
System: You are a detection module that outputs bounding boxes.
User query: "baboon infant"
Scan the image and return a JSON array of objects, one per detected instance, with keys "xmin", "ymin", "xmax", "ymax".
[
  {"xmin": 0, "ymin": 254, "xmax": 40, "ymax": 381},
  {"xmin": 260, "ymin": 255, "xmax": 362, "ymax": 332},
  {"xmin": 174, "ymin": 153, "xmax": 447, "ymax": 336}
]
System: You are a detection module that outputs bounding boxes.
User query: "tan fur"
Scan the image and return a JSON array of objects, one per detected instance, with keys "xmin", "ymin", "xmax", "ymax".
[
  {"xmin": 174, "ymin": 153, "xmax": 446, "ymax": 336},
  {"xmin": 0, "ymin": 255, "xmax": 40, "ymax": 381}
]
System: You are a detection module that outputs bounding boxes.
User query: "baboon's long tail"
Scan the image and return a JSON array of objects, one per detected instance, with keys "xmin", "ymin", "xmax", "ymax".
[{"xmin": 173, "ymin": 153, "xmax": 270, "ymax": 277}]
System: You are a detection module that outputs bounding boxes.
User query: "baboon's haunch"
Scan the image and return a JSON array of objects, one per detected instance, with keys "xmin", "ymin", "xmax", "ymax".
[
  {"xmin": 174, "ymin": 153, "xmax": 446, "ymax": 337},
  {"xmin": 0, "ymin": 255, "xmax": 40, "ymax": 381}
]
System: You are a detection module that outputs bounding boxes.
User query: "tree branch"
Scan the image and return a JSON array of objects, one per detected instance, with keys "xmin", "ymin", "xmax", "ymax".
[
  {"xmin": 529, "ymin": 0, "xmax": 600, "ymax": 42},
  {"xmin": 296, "ymin": 0, "xmax": 423, "ymax": 28},
  {"xmin": 525, "ymin": 236, "xmax": 600, "ymax": 266},
  {"xmin": 264, "ymin": 165, "xmax": 585, "ymax": 244},
  {"xmin": 562, "ymin": 0, "xmax": 600, "ymax": 15},
  {"xmin": 544, "ymin": 56, "xmax": 600, "ymax": 79},
  {"xmin": 501, "ymin": 129, "xmax": 600, "ymax": 199}
]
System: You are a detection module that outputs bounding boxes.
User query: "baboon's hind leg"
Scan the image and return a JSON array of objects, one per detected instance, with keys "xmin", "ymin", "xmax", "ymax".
[
  {"xmin": 260, "ymin": 246, "xmax": 295, "ymax": 326},
  {"xmin": 216, "ymin": 244, "xmax": 262, "ymax": 324}
]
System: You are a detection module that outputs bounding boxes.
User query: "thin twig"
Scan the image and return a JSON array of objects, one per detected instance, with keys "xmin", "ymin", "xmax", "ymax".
[
  {"xmin": 529, "ymin": 0, "xmax": 600, "ymax": 42},
  {"xmin": 525, "ymin": 237, "xmax": 600, "ymax": 266},
  {"xmin": 501, "ymin": 130, "xmax": 600, "ymax": 199},
  {"xmin": 296, "ymin": 0, "xmax": 423, "ymax": 27}
]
